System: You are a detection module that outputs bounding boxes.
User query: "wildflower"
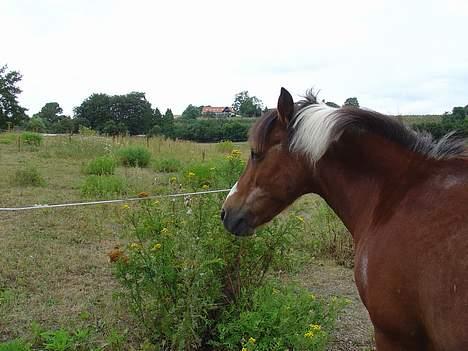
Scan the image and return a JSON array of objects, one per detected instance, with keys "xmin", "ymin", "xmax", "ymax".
[
  {"xmin": 304, "ymin": 331, "xmax": 314, "ymax": 338},
  {"xmin": 129, "ymin": 242, "xmax": 141, "ymax": 250},
  {"xmin": 295, "ymin": 215, "xmax": 305, "ymax": 223},
  {"xmin": 241, "ymin": 348, "xmax": 248, "ymax": 351},
  {"xmin": 231, "ymin": 149, "xmax": 241, "ymax": 157},
  {"xmin": 170, "ymin": 176, "xmax": 177, "ymax": 183},
  {"xmin": 188, "ymin": 171, "xmax": 195, "ymax": 177},
  {"xmin": 309, "ymin": 324, "xmax": 321, "ymax": 331},
  {"xmin": 151, "ymin": 243, "xmax": 162, "ymax": 251},
  {"xmin": 202, "ymin": 184, "xmax": 209, "ymax": 190},
  {"xmin": 248, "ymin": 337, "xmax": 256, "ymax": 344},
  {"xmin": 121, "ymin": 204, "xmax": 130, "ymax": 210}
]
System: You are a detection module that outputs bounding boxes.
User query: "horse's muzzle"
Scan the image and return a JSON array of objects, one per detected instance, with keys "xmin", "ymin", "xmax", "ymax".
[{"xmin": 221, "ymin": 207, "xmax": 254, "ymax": 236}]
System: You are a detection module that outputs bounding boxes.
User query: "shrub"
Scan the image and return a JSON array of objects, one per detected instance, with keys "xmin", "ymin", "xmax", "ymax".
[
  {"xmin": 152, "ymin": 157, "xmax": 182, "ymax": 173},
  {"xmin": 213, "ymin": 282, "xmax": 348, "ymax": 351},
  {"xmin": 84, "ymin": 156, "xmax": 117, "ymax": 175},
  {"xmin": 20, "ymin": 132, "xmax": 43, "ymax": 146},
  {"xmin": 81, "ymin": 175, "xmax": 127, "ymax": 198},
  {"xmin": 11, "ymin": 165, "xmax": 45, "ymax": 187},
  {"xmin": 116, "ymin": 146, "xmax": 151, "ymax": 167},
  {"xmin": 113, "ymin": 191, "xmax": 345, "ymax": 350}
]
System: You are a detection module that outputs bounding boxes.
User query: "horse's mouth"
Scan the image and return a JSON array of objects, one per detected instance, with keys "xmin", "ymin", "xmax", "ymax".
[{"xmin": 221, "ymin": 208, "xmax": 255, "ymax": 236}]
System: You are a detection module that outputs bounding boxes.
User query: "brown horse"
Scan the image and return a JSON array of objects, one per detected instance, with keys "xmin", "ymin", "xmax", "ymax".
[{"xmin": 221, "ymin": 88, "xmax": 468, "ymax": 350}]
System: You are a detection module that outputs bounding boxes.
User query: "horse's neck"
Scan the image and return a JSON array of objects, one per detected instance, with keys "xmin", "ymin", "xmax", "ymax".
[{"xmin": 313, "ymin": 132, "xmax": 430, "ymax": 244}]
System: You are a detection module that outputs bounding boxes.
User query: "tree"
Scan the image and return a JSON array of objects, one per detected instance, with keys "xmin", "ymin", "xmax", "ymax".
[
  {"xmin": 0, "ymin": 65, "xmax": 28, "ymax": 129},
  {"xmin": 161, "ymin": 108, "xmax": 175, "ymax": 136},
  {"xmin": 74, "ymin": 93, "xmax": 113, "ymax": 131},
  {"xmin": 233, "ymin": 91, "xmax": 264, "ymax": 117},
  {"xmin": 33, "ymin": 102, "xmax": 64, "ymax": 125},
  {"xmin": 181, "ymin": 104, "xmax": 201, "ymax": 119},
  {"xmin": 74, "ymin": 92, "xmax": 154, "ymax": 134},
  {"xmin": 451, "ymin": 107, "xmax": 466, "ymax": 120},
  {"xmin": 343, "ymin": 97, "xmax": 360, "ymax": 108}
]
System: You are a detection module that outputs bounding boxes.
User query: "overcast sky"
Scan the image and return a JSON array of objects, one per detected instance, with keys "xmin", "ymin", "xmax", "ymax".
[{"xmin": 1, "ymin": 0, "xmax": 467, "ymax": 116}]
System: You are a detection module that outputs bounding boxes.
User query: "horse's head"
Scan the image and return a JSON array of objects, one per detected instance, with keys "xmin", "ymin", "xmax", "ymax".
[{"xmin": 221, "ymin": 88, "xmax": 314, "ymax": 236}]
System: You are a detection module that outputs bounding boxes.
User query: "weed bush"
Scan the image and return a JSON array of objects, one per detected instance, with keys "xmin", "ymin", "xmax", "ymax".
[
  {"xmin": 113, "ymin": 191, "xmax": 345, "ymax": 350},
  {"xmin": 21, "ymin": 132, "xmax": 43, "ymax": 146},
  {"xmin": 152, "ymin": 157, "xmax": 182, "ymax": 173},
  {"xmin": 81, "ymin": 175, "xmax": 127, "ymax": 198},
  {"xmin": 213, "ymin": 282, "xmax": 348, "ymax": 351},
  {"xmin": 11, "ymin": 165, "xmax": 45, "ymax": 187},
  {"xmin": 83, "ymin": 156, "xmax": 117, "ymax": 175},
  {"xmin": 117, "ymin": 146, "xmax": 151, "ymax": 167}
]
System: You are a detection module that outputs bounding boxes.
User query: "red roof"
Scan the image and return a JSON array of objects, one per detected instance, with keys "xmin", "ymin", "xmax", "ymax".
[{"xmin": 202, "ymin": 106, "xmax": 233, "ymax": 114}]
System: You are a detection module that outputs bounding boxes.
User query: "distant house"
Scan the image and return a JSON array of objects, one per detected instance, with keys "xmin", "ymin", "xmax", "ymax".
[{"xmin": 201, "ymin": 106, "xmax": 234, "ymax": 117}]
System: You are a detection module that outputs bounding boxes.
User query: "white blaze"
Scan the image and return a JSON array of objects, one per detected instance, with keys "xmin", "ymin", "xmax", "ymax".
[{"xmin": 226, "ymin": 181, "xmax": 238, "ymax": 199}]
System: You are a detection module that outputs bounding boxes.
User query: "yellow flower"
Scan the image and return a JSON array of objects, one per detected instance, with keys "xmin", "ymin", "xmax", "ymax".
[
  {"xmin": 248, "ymin": 337, "xmax": 256, "ymax": 344},
  {"xmin": 309, "ymin": 324, "xmax": 321, "ymax": 331},
  {"xmin": 231, "ymin": 149, "xmax": 241, "ymax": 157},
  {"xmin": 170, "ymin": 176, "xmax": 177, "ymax": 183},
  {"xmin": 151, "ymin": 243, "xmax": 162, "ymax": 251},
  {"xmin": 188, "ymin": 171, "xmax": 195, "ymax": 177},
  {"xmin": 304, "ymin": 331, "xmax": 314, "ymax": 338},
  {"xmin": 202, "ymin": 184, "xmax": 209, "ymax": 190},
  {"xmin": 295, "ymin": 215, "xmax": 304, "ymax": 223},
  {"xmin": 121, "ymin": 204, "xmax": 130, "ymax": 210},
  {"xmin": 129, "ymin": 242, "xmax": 141, "ymax": 250},
  {"xmin": 241, "ymin": 348, "xmax": 248, "ymax": 351}
]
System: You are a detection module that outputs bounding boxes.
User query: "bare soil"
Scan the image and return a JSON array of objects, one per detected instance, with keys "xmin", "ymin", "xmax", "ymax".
[{"xmin": 294, "ymin": 262, "xmax": 375, "ymax": 350}]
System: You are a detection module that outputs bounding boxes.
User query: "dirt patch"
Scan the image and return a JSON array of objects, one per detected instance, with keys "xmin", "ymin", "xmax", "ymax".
[{"xmin": 293, "ymin": 262, "xmax": 375, "ymax": 350}]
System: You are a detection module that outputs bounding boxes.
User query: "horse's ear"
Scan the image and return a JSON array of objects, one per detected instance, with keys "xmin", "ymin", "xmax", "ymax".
[{"xmin": 277, "ymin": 87, "xmax": 294, "ymax": 126}]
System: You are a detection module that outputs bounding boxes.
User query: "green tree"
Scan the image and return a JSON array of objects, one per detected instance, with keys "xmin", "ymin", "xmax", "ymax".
[
  {"xmin": 451, "ymin": 106, "xmax": 466, "ymax": 120},
  {"xmin": 33, "ymin": 102, "xmax": 64, "ymax": 125},
  {"xmin": 0, "ymin": 65, "xmax": 28, "ymax": 129},
  {"xmin": 161, "ymin": 108, "xmax": 175, "ymax": 135},
  {"xmin": 181, "ymin": 104, "xmax": 201, "ymax": 119},
  {"xmin": 233, "ymin": 91, "xmax": 263, "ymax": 117},
  {"xmin": 74, "ymin": 93, "xmax": 112, "ymax": 132},
  {"xmin": 74, "ymin": 92, "xmax": 155, "ymax": 134},
  {"xmin": 343, "ymin": 97, "xmax": 360, "ymax": 108}
]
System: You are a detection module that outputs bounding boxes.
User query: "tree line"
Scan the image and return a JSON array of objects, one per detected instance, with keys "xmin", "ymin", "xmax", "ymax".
[{"xmin": 2, "ymin": 64, "xmax": 467, "ymax": 142}]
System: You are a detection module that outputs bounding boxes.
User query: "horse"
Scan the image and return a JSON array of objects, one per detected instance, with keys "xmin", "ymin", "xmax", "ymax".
[{"xmin": 221, "ymin": 87, "xmax": 468, "ymax": 350}]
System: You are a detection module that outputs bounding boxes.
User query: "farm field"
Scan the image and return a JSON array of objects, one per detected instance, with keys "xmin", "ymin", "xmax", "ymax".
[{"xmin": 0, "ymin": 133, "xmax": 373, "ymax": 350}]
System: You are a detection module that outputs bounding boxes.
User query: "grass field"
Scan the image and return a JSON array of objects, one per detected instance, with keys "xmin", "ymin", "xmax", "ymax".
[{"xmin": 0, "ymin": 133, "xmax": 369, "ymax": 350}]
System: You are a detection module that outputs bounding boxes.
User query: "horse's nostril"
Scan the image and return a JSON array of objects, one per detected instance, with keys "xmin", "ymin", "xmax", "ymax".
[{"xmin": 220, "ymin": 208, "xmax": 226, "ymax": 221}]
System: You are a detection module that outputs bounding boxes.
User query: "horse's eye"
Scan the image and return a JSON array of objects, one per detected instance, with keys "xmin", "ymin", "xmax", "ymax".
[{"xmin": 251, "ymin": 149, "xmax": 261, "ymax": 161}]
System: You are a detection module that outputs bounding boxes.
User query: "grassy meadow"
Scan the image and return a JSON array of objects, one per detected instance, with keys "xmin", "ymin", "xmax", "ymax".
[{"xmin": 0, "ymin": 132, "xmax": 366, "ymax": 350}]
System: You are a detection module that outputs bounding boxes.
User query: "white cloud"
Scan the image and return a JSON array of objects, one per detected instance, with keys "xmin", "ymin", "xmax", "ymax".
[{"xmin": 1, "ymin": 0, "xmax": 467, "ymax": 116}]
